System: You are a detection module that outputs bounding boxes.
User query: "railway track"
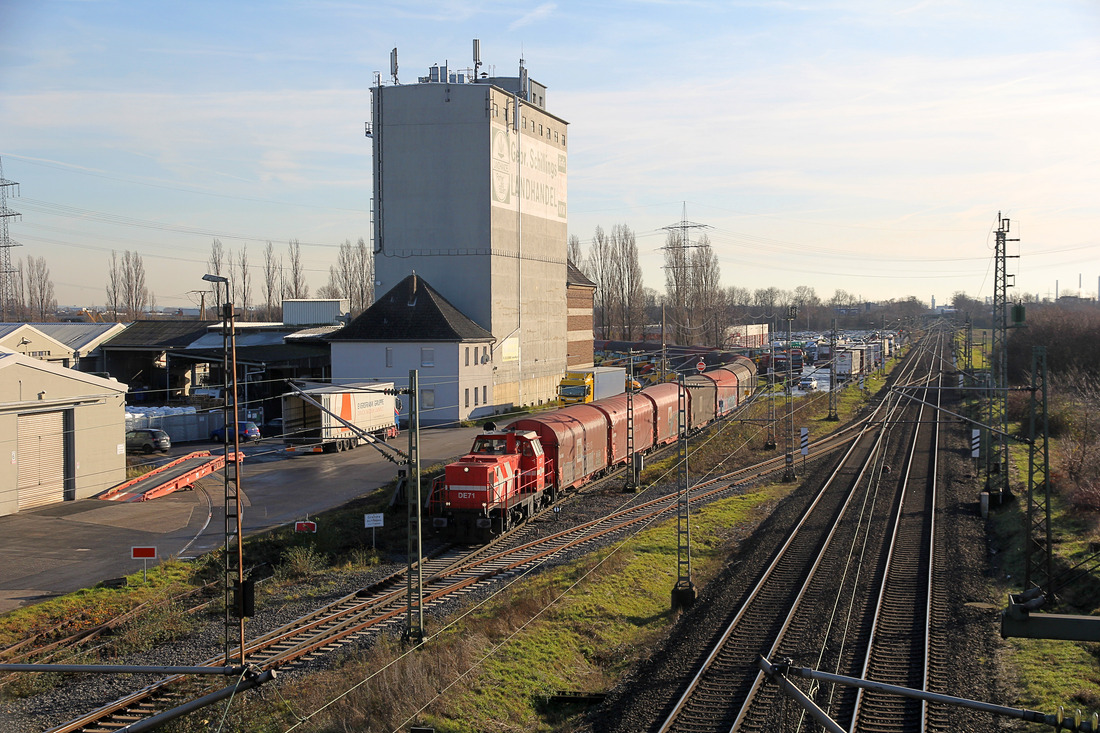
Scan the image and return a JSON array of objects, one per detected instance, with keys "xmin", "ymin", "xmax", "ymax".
[
  {"xmin": 42, "ymin": 394, "xmax": 865, "ymax": 732},
  {"xmin": 655, "ymin": 330, "xmax": 947, "ymax": 732},
  {"xmin": 848, "ymin": 335, "xmax": 942, "ymax": 732}
]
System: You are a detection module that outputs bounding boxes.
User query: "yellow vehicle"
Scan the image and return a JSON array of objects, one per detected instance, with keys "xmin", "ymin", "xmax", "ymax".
[{"xmin": 558, "ymin": 367, "xmax": 629, "ymax": 405}]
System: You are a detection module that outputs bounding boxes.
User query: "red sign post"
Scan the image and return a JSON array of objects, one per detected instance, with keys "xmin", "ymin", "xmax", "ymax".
[
  {"xmin": 696, "ymin": 361, "xmax": 706, "ymax": 372},
  {"xmin": 295, "ymin": 521, "xmax": 317, "ymax": 533},
  {"xmin": 131, "ymin": 546, "xmax": 157, "ymax": 583}
]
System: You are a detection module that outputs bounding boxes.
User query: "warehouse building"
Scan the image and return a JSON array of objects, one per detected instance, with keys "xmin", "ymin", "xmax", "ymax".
[
  {"xmin": 370, "ymin": 46, "xmax": 569, "ymax": 410},
  {"xmin": 0, "ymin": 347, "xmax": 128, "ymax": 515}
]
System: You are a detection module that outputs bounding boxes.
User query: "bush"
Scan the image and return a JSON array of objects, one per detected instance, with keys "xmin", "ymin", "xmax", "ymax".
[
  {"xmin": 342, "ymin": 547, "xmax": 382, "ymax": 570},
  {"xmin": 274, "ymin": 545, "xmax": 326, "ymax": 581},
  {"xmin": 1070, "ymin": 482, "xmax": 1100, "ymax": 513}
]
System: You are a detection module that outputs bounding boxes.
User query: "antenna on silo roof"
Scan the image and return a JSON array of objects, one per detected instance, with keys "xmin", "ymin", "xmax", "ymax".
[
  {"xmin": 473, "ymin": 39, "xmax": 481, "ymax": 80},
  {"xmin": 390, "ymin": 47, "xmax": 399, "ymax": 84}
]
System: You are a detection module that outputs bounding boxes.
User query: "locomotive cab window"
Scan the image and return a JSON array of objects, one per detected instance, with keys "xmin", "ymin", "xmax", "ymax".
[{"xmin": 473, "ymin": 437, "xmax": 507, "ymax": 454}]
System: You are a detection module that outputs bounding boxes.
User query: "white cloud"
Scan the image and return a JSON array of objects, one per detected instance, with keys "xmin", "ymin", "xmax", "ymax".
[{"xmin": 509, "ymin": 3, "xmax": 557, "ymax": 31}]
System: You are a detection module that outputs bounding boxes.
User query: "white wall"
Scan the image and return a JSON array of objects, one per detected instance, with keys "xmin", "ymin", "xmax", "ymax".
[{"xmin": 331, "ymin": 340, "xmax": 495, "ymax": 426}]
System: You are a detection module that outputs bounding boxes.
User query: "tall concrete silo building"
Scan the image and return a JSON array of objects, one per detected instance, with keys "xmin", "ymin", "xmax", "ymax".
[{"xmin": 369, "ymin": 44, "xmax": 568, "ymax": 409}]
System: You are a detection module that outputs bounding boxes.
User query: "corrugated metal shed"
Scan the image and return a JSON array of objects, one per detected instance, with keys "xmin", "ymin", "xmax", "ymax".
[{"xmin": 283, "ymin": 299, "xmax": 349, "ymax": 326}]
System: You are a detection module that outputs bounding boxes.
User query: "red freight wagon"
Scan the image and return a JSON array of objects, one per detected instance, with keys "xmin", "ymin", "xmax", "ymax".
[
  {"xmin": 704, "ymin": 368, "xmax": 741, "ymax": 417},
  {"xmin": 727, "ymin": 355, "xmax": 756, "ymax": 408},
  {"xmin": 590, "ymin": 392, "xmax": 656, "ymax": 465},
  {"xmin": 684, "ymin": 372, "xmax": 718, "ymax": 430},
  {"xmin": 638, "ymin": 382, "xmax": 683, "ymax": 446},
  {"xmin": 510, "ymin": 404, "xmax": 609, "ymax": 490}
]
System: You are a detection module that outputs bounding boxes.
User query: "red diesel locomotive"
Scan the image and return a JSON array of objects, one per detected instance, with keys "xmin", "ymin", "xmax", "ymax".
[{"xmin": 429, "ymin": 357, "xmax": 756, "ymax": 543}]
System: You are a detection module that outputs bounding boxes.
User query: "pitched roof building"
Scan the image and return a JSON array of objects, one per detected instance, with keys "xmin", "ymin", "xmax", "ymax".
[{"xmin": 328, "ymin": 274, "xmax": 495, "ymax": 425}]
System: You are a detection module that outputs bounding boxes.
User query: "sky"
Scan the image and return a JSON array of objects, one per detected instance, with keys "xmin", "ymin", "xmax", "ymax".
[{"xmin": 1, "ymin": 0, "xmax": 1098, "ymax": 312}]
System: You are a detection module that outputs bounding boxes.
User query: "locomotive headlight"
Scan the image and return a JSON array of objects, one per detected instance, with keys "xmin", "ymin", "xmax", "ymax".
[{"xmin": 463, "ymin": 467, "xmax": 469, "ymax": 472}]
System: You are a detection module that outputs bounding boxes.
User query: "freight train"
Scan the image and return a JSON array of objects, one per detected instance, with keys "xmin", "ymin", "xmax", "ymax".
[{"xmin": 429, "ymin": 357, "xmax": 756, "ymax": 543}]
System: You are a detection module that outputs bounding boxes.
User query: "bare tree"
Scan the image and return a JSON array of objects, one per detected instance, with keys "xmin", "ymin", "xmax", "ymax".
[
  {"xmin": 285, "ymin": 239, "xmax": 309, "ymax": 299},
  {"xmin": 725, "ymin": 285, "xmax": 751, "ymax": 326},
  {"xmin": 753, "ymin": 287, "xmax": 780, "ymax": 314},
  {"xmin": 351, "ymin": 237, "xmax": 373, "ymax": 314},
  {"xmin": 689, "ymin": 235, "xmax": 723, "ymax": 347},
  {"xmin": 586, "ymin": 226, "xmax": 613, "ymax": 339},
  {"xmin": 609, "ymin": 224, "xmax": 644, "ymax": 340},
  {"xmin": 262, "ymin": 241, "xmax": 280, "ymax": 321},
  {"xmin": 25, "ymin": 256, "xmax": 56, "ymax": 321},
  {"xmin": 662, "ymin": 230, "xmax": 690, "ymax": 345},
  {"xmin": 208, "ymin": 238, "xmax": 226, "ymax": 312},
  {"xmin": 332, "ymin": 240, "xmax": 355, "ymax": 301},
  {"xmin": 106, "ymin": 250, "xmax": 122, "ymax": 318},
  {"xmin": 121, "ymin": 250, "xmax": 150, "ymax": 319},
  {"xmin": 791, "ymin": 285, "xmax": 821, "ymax": 329},
  {"xmin": 235, "ymin": 245, "xmax": 252, "ymax": 320},
  {"xmin": 316, "ymin": 265, "xmax": 342, "ymax": 299},
  {"xmin": 11, "ymin": 258, "xmax": 27, "ymax": 321},
  {"xmin": 567, "ymin": 234, "xmax": 584, "ymax": 271}
]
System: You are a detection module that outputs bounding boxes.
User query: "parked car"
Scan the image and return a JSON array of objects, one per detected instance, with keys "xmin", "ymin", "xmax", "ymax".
[
  {"xmin": 210, "ymin": 421, "xmax": 261, "ymax": 443},
  {"xmin": 126, "ymin": 428, "xmax": 171, "ymax": 454},
  {"xmin": 799, "ymin": 376, "xmax": 818, "ymax": 391},
  {"xmin": 262, "ymin": 417, "xmax": 284, "ymax": 438}
]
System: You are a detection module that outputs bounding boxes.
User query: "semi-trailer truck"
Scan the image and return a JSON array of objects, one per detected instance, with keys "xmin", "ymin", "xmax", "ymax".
[
  {"xmin": 557, "ymin": 367, "xmax": 629, "ymax": 405},
  {"xmin": 283, "ymin": 382, "xmax": 399, "ymax": 453}
]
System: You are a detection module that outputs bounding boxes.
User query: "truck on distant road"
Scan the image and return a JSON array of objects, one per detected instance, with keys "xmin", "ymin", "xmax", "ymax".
[
  {"xmin": 282, "ymin": 382, "xmax": 399, "ymax": 453},
  {"xmin": 557, "ymin": 367, "xmax": 628, "ymax": 405}
]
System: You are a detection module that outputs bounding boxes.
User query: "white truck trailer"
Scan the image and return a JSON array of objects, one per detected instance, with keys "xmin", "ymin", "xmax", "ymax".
[
  {"xmin": 836, "ymin": 350, "xmax": 857, "ymax": 381},
  {"xmin": 283, "ymin": 382, "xmax": 399, "ymax": 453}
]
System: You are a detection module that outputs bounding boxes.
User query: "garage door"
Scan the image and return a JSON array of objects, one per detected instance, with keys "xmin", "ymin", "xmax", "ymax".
[{"xmin": 17, "ymin": 411, "xmax": 66, "ymax": 511}]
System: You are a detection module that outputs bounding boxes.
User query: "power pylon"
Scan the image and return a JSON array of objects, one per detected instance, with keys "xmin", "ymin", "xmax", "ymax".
[{"xmin": 0, "ymin": 157, "xmax": 22, "ymax": 322}]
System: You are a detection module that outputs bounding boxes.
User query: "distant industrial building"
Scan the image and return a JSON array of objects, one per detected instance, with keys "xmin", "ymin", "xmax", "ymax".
[{"xmin": 370, "ymin": 44, "xmax": 569, "ymax": 409}]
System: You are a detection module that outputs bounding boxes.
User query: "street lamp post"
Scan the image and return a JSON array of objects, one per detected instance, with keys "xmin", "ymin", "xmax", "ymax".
[{"xmin": 203, "ymin": 273, "xmax": 247, "ymax": 666}]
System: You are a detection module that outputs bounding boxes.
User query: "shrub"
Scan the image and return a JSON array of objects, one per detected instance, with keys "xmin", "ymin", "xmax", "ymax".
[{"xmin": 274, "ymin": 545, "xmax": 326, "ymax": 581}]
